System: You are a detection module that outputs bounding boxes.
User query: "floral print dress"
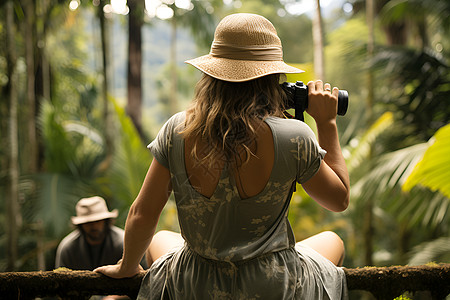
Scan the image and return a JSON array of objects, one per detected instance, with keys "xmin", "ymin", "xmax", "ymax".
[{"xmin": 138, "ymin": 112, "xmax": 348, "ymax": 299}]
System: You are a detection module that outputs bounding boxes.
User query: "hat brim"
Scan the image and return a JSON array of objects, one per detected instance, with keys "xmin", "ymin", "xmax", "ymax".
[
  {"xmin": 185, "ymin": 55, "xmax": 304, "ymax": 82},
  {"xmin": 71, "ymin": 209, "xmax": 118, "ymax": 225}
]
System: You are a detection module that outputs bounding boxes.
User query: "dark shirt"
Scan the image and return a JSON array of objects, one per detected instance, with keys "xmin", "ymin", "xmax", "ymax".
[{"xmin": 55, "ymin": 226, "xmax": 124, "ymax": 270}]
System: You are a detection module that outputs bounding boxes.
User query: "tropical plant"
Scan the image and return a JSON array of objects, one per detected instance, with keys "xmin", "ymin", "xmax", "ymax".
[
  {"xmin": 33, "ymin": 100, "xmax": 106, "ymax": 236},
  {"xmin": 348, "ymin": 122, "xmax": 449, "ymax": 265},
  {"xmin": 408, "ymin": 237, "xmax": 450, "ymax": 266},
  {"xmin": 104, "ymin": 98, "xmax": 152, "ymax": 226},
  {"xmin": 372, "ymin": 48, "xmax": 450, "ymax": 141},
  {"xmin": 403, "ymin": 124, "xmax": 450, "ymax": 199}
]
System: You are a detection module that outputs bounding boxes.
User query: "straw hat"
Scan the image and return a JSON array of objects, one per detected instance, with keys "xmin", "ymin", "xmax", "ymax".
[
  {"xmin": 185, "ymin": 13, "xmax": 304, "ymax": 82},
  {"xmin": 71, "ymin": 196, "xmax": 118, "ymax": 225}
]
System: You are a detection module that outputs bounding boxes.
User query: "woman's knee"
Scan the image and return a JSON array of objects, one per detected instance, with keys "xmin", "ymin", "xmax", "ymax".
[
  {"xmin": 321, "ymin": 231, "xmax": 344, "ymax": 249},
  {"xmin": 321, "ymin": 231, "xmax": 345, "ymax": 266},
  {"xmin": 146, "ymin": 230, "xmax": 183, "ymax": 267},
  {"xmin": 152, "ymin": 230, "xmax": 177, "ymax": 243},
  {"xmin": 151, "ymin": 230, "xmax": 183, "ymax": 252},
  {"xmin": 298, "ymin": 231, "xmax": 345, "ymax": 266}
]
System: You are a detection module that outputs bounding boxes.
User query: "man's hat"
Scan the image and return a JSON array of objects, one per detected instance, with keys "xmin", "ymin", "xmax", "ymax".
[
  {"xmin": 71, "ymin": 196, "xmax": 118, "ymax": 225},
  {"xmin": 185, "ymin": 13, "xmax": 303, "ymax": 82}
]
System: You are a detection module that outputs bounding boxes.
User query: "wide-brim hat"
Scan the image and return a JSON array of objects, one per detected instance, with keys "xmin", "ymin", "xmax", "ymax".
[
  {"xmin": 71, "ymin": 196, "xmax": 118, "ymax": 225},
  {"xmin": 185, "ymin": 13, "xmax": 304, "ymax": 82}
]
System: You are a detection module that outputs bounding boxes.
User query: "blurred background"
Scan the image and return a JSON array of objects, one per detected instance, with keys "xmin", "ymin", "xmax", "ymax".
[{"xmin": 0, "ymin": 0, "xmax": 449, "ymax": 297}]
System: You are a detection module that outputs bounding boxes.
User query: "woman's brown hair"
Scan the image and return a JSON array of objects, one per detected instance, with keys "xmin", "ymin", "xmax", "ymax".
[{"xmin": 181, "ymin": 73, "xmax": 286, "ymax": 167}]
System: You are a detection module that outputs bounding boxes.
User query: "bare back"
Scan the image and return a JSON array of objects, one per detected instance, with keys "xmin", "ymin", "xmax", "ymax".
[{"xmin": 184, "ymin": 122, "xmax": 274, "ymax": 199}]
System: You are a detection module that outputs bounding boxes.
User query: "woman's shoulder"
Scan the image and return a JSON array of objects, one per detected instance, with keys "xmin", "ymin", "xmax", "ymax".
[
  {"xmin": 265, "ymin": 116, "xmax": 315, "ymax": 138},
  {"xmin": 158, "ymin": 111, "xmax": 186, "ymax": 134},
  {"xmin": 168, "ymin": 111, "xmax": 186, "ymax": 125}
]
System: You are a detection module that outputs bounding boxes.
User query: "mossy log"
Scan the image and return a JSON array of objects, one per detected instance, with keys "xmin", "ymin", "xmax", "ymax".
[
  {"xmin": 0, "ymin": 269, "xmax": 143, "ymax": 299},
  {"xmin": 344, "ymin": 264, "xmax": 450, "ymax": 300},
  {"xmin": 0, "ymin": 264, "xmax": 449, "ymax": 299}
]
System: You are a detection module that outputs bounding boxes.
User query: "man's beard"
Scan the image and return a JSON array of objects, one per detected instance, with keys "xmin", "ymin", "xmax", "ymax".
[
  {"xmin": 85, "ymin": 228, "xmax": 106, "ymax": 242},
  {"xmin": 80, "ymin": 222, "xmax": 109, "ymax": 244}
]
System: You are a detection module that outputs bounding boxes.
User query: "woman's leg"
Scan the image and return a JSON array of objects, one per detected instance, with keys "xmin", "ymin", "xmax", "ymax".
[
  {"xmin": 145, "ymin": 230, "xmax": 185, "ymax": 267},
  {"xmin": 297, "ymin": 231, "xmax": 345, "ymax": 266}
]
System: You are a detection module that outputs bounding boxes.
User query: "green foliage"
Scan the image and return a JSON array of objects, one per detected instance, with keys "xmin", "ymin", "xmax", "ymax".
[
  {"xmin": 393, "ymin": 295, "xmax": 412, "ymax": 300},
  {"xmin": 404, "ymin": 124, "xmax": 450, "ymax": 199},
  {"xmin": 373, "ymin": 48, "xmax": 450, "ymax": 141},
  {"xmin": 344, "ymin": 112, "xmax": 394, "ymax": 173},
  {"xmin": 105, "ymin": 98, "xmax": 152, "ymax": 225},
  {"xmin": 38, "ymin": 100, "xmax": 105, "ymax": 177},
  {"xmin": 326, "ymin": 17, "xmax": 372, "ymax": 93},
  {"xmin": 38, "ymin": 100, "xmax": 75, "ymax": 173},
  {"xmin": 408, "ymin": 237, "xmax": 450, "ymax": 266},
  {"xmin": 351, "ymin": 141, "xmax": 426, "ymax": 215},
  {"xmin": 381, "ymin": 0, "xmax": 450, "ymax": 37},
  {"xmin": 34, "ymin": 99, "xmax": 107, "ymax": 237},
  {"xmin": 274, "ymin": 13, "xmax": 314, "ymax": 64}
]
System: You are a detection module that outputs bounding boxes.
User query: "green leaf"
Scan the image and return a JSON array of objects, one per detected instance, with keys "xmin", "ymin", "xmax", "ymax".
[{"xmin": 403, "ymin": 124, "xmax": 450, "ymax": 199}]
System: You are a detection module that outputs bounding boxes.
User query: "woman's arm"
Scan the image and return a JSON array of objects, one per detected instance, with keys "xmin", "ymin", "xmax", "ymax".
[
  {"xmin": 94, "ymin": 159, "xmax": 172, "ymax": 278},
  {"xmin": 301, "ymin": 80, "xmax": 350, "ymax": 212}
]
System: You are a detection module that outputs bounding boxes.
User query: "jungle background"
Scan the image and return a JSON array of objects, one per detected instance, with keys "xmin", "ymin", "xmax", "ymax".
[{"xmin": 1, "ymin": 0, "xmax": 449, "ymax": 298}]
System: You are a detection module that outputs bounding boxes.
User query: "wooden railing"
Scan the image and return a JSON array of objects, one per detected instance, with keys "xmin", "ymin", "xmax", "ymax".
[{"xmin": 1, "ymin": 264, "xmax": 449, "ymax": 299}]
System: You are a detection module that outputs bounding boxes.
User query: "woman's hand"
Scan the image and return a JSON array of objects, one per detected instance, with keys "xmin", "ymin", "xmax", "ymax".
[
  {"xmin": 94, "ymin": 260, "xmax": 144, "ymax": 279},
  {"xmin": 306, "ymin": 80, "xmax": 339, "ymax": 125}
]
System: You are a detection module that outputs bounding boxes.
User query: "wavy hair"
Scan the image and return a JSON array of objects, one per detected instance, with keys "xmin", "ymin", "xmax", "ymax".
[{"xmin": 181, "ymin": 74, "xmax": 286, "ymax": 167}]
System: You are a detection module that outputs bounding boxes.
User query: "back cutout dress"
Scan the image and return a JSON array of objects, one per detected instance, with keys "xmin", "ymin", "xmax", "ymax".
[{"xmin": 138, "ymin": 111, "xmax": 348, "ymax": 299}]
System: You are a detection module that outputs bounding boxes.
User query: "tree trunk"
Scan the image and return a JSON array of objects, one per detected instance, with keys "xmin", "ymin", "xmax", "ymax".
[
  {"xmin": 35, "ymin": 0, "xmax": 52, "ymax": 104},
  {"xmin": 398, "ymin": 222, "xmax": 411, "ymax": 265},
  {"xmin": 5, "ymin": 0, "xmax": 21, "ymax": 272},
  {"xmin": 126, "ymin": 0, "xmax": 145, "ymax": 140},
  {"xmin": 312, "ymin": 0, "xmax": 324, "ymax": 80},
  {"xmin": 23, "ymin": 0, "xmax": 39, "ymax": 174},
  {"xmin": 363, "ymin": 0, "xmax": 376, "ymax": 268},
  {"xmin": 97, "ymin": 0, "xmax": 114, "ymax": 160}
]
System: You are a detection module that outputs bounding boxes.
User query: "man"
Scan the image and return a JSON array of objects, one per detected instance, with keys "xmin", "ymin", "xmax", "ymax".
[{"xmin": 55, "ymin": 196, "xmax": 125, "ymax": 270}]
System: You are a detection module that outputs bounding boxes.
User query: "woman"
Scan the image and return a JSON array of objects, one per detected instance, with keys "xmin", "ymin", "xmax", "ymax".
[{"xmin": 95, "ymin": 13, "xmax": 350, "ymax": 299}]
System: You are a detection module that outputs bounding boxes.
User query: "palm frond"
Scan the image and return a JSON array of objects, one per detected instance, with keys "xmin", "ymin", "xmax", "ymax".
[
  {"xmin": 381, "ymin": 0, "xmax": 450, "ymax": 31},
  {"xmin": 105, "ymin": 98, "xmax": 152, "ymax": 220},
  {"xmin": 380, "ymin": 0, "xmax": 425, "ymax": 24},
  {"xmin": 408, "ymin": 237, "xmax": 450, "ymax": 266},
  {"xmin": 27, "ymin": 173, "xmax": 85, "ymax": 237},
  {"xmin": 63, "ymin": 121, "xmax": 105, "ymax": 179},
  {"xmin": 343, "ymin": 112, "xmax": 394, "ymax": 173},
  {"xmin": 37, "ymin": 100, "xmax": 76, "ymax": 173},
  {"xmin": 372, "ymin": 48, "xmax": 450, "ymax": 140},
  {"xmin": 35, "ymin": 100, "xmax": 108, "ymax": 237},
  {"xmin": 351, "ymin": 142, "xmax": 428, "ymax": 204},
  {"xmin": 387, "ymin": 185, "xmax": 448, "ymax": 228},
  {"xmin": 351, "ymin": 139, "xmax": 449, "ymax": 228},
  {"xmin": 403, "ymin": 124, "xmax": 450, "ymax": 199}
]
